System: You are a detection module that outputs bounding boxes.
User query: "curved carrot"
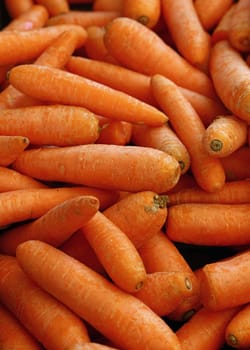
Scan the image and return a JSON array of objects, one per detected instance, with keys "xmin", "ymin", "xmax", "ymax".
[
  {"xmin": 103, "ymin": 17, "xmax": 217, "ymax": 98},
  {"xmin": 122, "ymin": 0, "xmax": 161, "ymax": 28},
  {"xmin": 211, "ymin": 3, "xmax": 236, "ymax": 44},
  {"xmin": 4, "ymin": 0, "xmax": 33, "ymax": 18},
  {"xmin": 16, "ymin": 240, "xmax": 182, "ymax": 350},
  {"xmin": 210, "ymin": 40, "xmax": 250, "ymax": 123},
  {"xmin": 92, "ymin": 0, "xmax": 123, "ymax": 11},
  {"xmin": 103, "ymin": 191, "xmax": 168, "ymax": 249},
  {"xmin": 35, "ymin": 0, "xmax": 70, "ymax": 16},
  {"xmin": 0, "ymin": 255, "xmax": 90, "ymax": 349},
  {"xmin": 0, "ymin": 104, "xmax": 100, "ymax": 146},
  {"xmin": 8, "ymin": 64, "xmax": 168, "ymax": 126},
  {"xmin": 12, "ymin": 144, "xmax": 181, "ymax": 193},
  {"xmin": 131, "ymin": 123, "xmax": 191, "ymax": 174},
  {"xmin": 96, "ymin": 115, "xmax": 132, "ymax": 145},
  {"xmin": 220, "ymin": 146, "xmax": 250, "ymax": 181},
  {"xmin": 0, "ymin": 135, "xmax": 29, "ymax": 167},
  {"xmin": 151, "ymin": 74, "xmax": 226, "ymax": 192},
  {"xmin": 202, "ymin": 115, "xmax": 248, "ymax": 157}
]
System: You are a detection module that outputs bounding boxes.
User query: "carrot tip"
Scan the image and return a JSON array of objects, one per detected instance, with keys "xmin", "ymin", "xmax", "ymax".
[
  {"xmin": 185, "ymin": 277, "xmax": 192, "ymax": 290},
  {"xmin": 137, "ymin": 16, "xmax": 149, "ymax": 25},
  {"xmin": 210, "ymin": 139, "xmax": 223, "ymax": 152},
  {"xmin": 178, "ymin": 160, "xmax": 185, "ymax": 170},
  {"xmin": 182, "ymin": 309, "xmax": 196, "ymax": 322},
  {"xmin": 135, "ymin": 280, "xmax": 144, "ymax": 291},
  {"xmin": 227, "ymin": 334, "xmax": 238, "ymax": 347},
  {"xmin": 153, "ymin": 194, "xmax": 168, "ymax": 209}
]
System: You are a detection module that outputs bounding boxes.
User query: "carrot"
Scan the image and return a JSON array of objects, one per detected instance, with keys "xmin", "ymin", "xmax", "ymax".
[
  {"xmin": 0, "ymin": 302, "xmax": 43, "ymax": 350},
  {"xmin": 122, "ymin": 0, "xmax": 161, "ymax": 28},
  {"xmin": 194, "ymin": 0, "xmax": 234, "ymax": 31},
  {"xmin": 35, "ymin": 0, "xmax": 70, "ymax": 16},
  {"xmin": 131, "ymin": 123, "xmax": 191, "ymax": 175},
  {"xmin": 176, "ymin": 306, "xmax": 241, "ymax": 350},
  {"xmin": 211, "ymin": 3, "xmax": 236, "ymax": 44},
  {"xmin": 228, "ymin": 0, "xmax": 250, "ymax": 52},
  {"xmin": 133, "ymin": 271, "xmax": 194, "ymax": 316},
  {"xmin": 78, "ymin": 344, "xmax": 119, "ymax": 350},
  {"xmin": 0, "ymin": 186, "xmax": 118, "ymax": 227},
  {"xmin": 198, "ymin": 250, "xmax": 250, "ymax": 310},
  {"xmin": 161, "ymin": 0, "xmax": 211, "ymax": 71},
  {"xmin": 12, "ymin": 144, "xmax": 181, "ymax": 193},
  {"xmin": 151, "ymin": 74, "xmax": 226, "ymax": 192},
  {"xmin": 0, "ymin": 195, "xmax": 100, "ymax": 256},
  {"xmin": 93, "ymin": 0, "xmax": 123, "ymax": 12},
  {"xmin": 202, "ymin": 115, "xmax": 248, "ymax": 157},
  {"xmin": 8, "ymin": 64, "xmax": 168, "ymax": 126},
  {"xmin": 103, "ymin": 17, "xmax": 217, "ymax": 99},
  {"xmin": 0, "ymin": 254, "xmax": 90, "ymax": 349},
  {"xmin": 16, "ymin": 240, "xmax": 182, "ymax": 350},
  {"xmin": 96, "ymin": 116, "xmax": 132, "ymax": 145},
  {"xmin": 210, "ymin": 40, "xmax": 250, "ymax": 123},
  {"xmin": 0, "ymin": 135, "xmax": 29, "ymax": 167},
  {"xmin": 0, "ymin": 105, "xmax": 100, "ymax": 146},
  {"xmin": 220, "ymin": 146, "xmax": 250, "ymax": 181},
  {"xmin": 166, "ymin": 173, "xmax": 198, "ymax": 195},
  {"xmin": 4, "ymin": 0, "xmax": 34, "ymax": 18},
  {"xmin": 225, "ymin": 303, "xmax": 250, "ymax": 349}
]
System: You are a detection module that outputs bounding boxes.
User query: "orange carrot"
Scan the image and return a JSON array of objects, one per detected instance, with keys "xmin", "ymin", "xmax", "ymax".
[
  {"xmin": 220, "ymin": 146, "xmax": 250, "ymax": 181},
  {"xmin": 225, "ymin": 303, "xmax": 250, "ymax": 349},
  {"xmin": 35, "ymin": 0, "xmax": 70, "ymax": 16},
  {"xmin": 0, "ymin": 135, "xmax": 29, "ymax": 167},
  {"xmin": 103, "ymin": 191, "xmax": 168, "ymax": 249},
  {"xmin": 4, "ymin": 0, "xmax": 34, "ymax": 18},
  {"xmin": 199, "ymin": 250, "xmax": 250, "ymax": 311},
  {"xmin": 96, "ymin": 116, "xmax": 132, "ymax": 145},
  {"xmin": 176, "ymin": 306, "xmax": 241, "ymax": 350},
  {"xmin": 194, "ymin": 0, "xmax": 234, "ymax": 31},
  {"xmin": 161, "ymin": 0, "xmax": 211, "ymax": 71},
  {"xmin": 202, "ymin": 115, "xmax": 248, "ymax": 157},
  {"xmin": 211, "ymin": 3, "xmax": 236, "ymax": 44},
  {"xmin": 0, "ymin": 302, "xmax": 43, "ymax": 350},
  {"xmin": 228, "ymin": 0, "xmax": 250, "ymax": 52},
  {"xmin": 0, "ymin": 254, "xmax": 90, "ymax": 349},
  {"xmin": 103, "ymin": 16, "xmax": 217, "ymax": 99},
  {"xmin": 210, "ymin": 40, "xmax": 250, "ymax": 123},
  {"xmin": 16, "ymin": 240, "xmax": 182, "ymax": 350},
  {"xmin": 0, "ymin": 105, "xmax": 100, "ymax": 146},
  {"xmin": 151, "ymin": 74, "xmax": 226, "ymax": 192},
  {"xmin": 8, "ymin": 64, "xmax": 168, "ymax": 126},
  {"xmin": 166, "ymin": 173, "xmax": 198, "ymax": 195},
  {"xmin": 0, "ymin": 195, "xmax": 100, "ymax": 256},
  {"xmin": 93, "ymin": 0, "xmax": 123, "ymax": 12},
  {"xmin": 78, "ymin": 344, "xmax": 119, "ymax": 350},
  {"xmin": 122, "ymin": 0, "xmax": 161, "ymax": 28},
  {"xmin": 0, "ymin": 186, "xmax": 118, "ymax": 227},
  {"xmin": 131, "ymin": 123, "xmax": 191, "ymax": 174},
  {"xmin": 12, "ymin": 144, "xmax": 181, "ymax": 193}
]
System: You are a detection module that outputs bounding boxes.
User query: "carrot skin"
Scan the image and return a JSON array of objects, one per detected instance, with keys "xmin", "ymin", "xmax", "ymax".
[{"xmin": 0, "ymin": 135, "xmax": 30, "ymax": 167}]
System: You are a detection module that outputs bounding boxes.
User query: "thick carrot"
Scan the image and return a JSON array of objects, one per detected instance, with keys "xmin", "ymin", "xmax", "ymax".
[
  {"xmin": 151, "ymin": 74, "xmax": 226, "ymax": 192},
  {"xmin": 103, "ymin": 17, "xmax": 217, "ymax": 99},
  {"xmin": 161, "ymin": 0, "xmax": 211, "ymax": 71},
  {"xmin": 194, "ymin": 0, "xmax": 234, "ymax": 31},
  {"xmin": 4, "ymin": 0, "xmax": 34, "ymax": 18},
  {"xmin": 0, "ymin": 186, "xmax": 118, "ymax": 227},
  {"xmin": 103, "ymin": 191, "xmax": 168, "ymax": 248},
  {"xmin": 198, "ymin": 250, "xmax": 250, "ymax": 310},
  {"xmin": 16, "ymin": 240, "xmax": 182, "ymax": 350},
  {"xmin": 35, "ymin": 0, "xmax": 70, "ymax": 16},
  {"xmin": 122, "ymin": 0, "xmax": 161, "ymax": 28},
  {"xmin": 92, "ymin": 0, "xmax": 123, "ymax": 11},
  {"xmin": 211, "ymin": 3, "xmax": 236, "ymax": 44},
  {"xmin": 176, "ymin": 306, "xmax": 241, "ymax": 350},
  {"xmin": 12, "ymin": 144, "xmax": 181, "ymax": 193},
  {"xmin": 0, "ymin": 135, "xmax": 29, "ymax": 167},
  {"xmin": 228, "ymin": 0, "xmax": 250, "ymax": 52},
  {"xmin": 0, "ymin": 195, "xmax": 100, "ymax": 256},
  {"xmin": 225, "ymin": 303, "xmax": 250, "ymax": 348},
  {"xmin": 220, "ymin": 146, "xmax": 250, "ymax": 181},
  {"xmin": 202, "ymin": 115, "xmax": 248, "ymax": 157},
  {"xmin": 0, "ymin": 254, "xmax": 90, "ymax": 349},
  {"xmin": 131, "ymin": 123, "xmax": 191, "ymax": 174},
  {"xmin": 96, "ymin": 115, "xmax": 132, "ymax": 145},
  {"xmin": 0, "ymin": 105, "xmax": 100, "ymax": 146},
  {"xmin": 210, "ymin": 40, "xmax": 250, "ymax": 123},
  {"xmin": 8, "ymin": 64, "xmax": 168, "ymax": 126}
]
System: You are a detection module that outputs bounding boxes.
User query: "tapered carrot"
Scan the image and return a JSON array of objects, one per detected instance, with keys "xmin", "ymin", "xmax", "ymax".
[
  {"xmin": 211, "ymin": 3, "xmax": 236, "ymax": 44},
  {"xmin": 176, "ymin": 306, "xmax": 241, "ymax": 350},
  {"xmin": 131, "ymin": 123, "xmax": 191, "ymax": 174},
  {"xmin": 0, "ymin": 135, "xmax": 29, "ymax": 167},
  {"xmin": 96, "ymin": 115, "xmax": 132, "ymax": 145},
  {"xmin": 103, "ymin": 191, "xmax": 168, "ymax": 248},
  {"xmin": 228, "ymin": 0, "xmax": 250, "ymax": 52},
  {"xmin": 194, "ymin": 0, "xmax": 234, "ymax": 31},
  {"xmin": 103, "ymin": 17, "xmax": 217, "ymax": 99},
  {"xmin": 0, "ymin": 195, "xmax": 100, "ymax": 256},
  {"xmin": 0, "ymin": 105, "xmax": 100, "ymax": 146},
  {"xmin": 203, "ymin": 115, "xmax": 248, "ymax": 157},
  {"xmin": 35, "ymin": 0, "xmax": 70, "ymax": 16},
  {"xmin": 220, "ymin": 146, "xmax": 250, "ymax": 181},
  {"xmin": 0, "ymin": 186, "xmax": 118, "ymax": 227},
  {"xmin": 151, "ymin": 74, "xmax": 226, "ymax": 192},
  {"xmin": 16, "ymin": 240, "xmax": 182, "ymax": 350},
  {"xmin": 12, "ymin": 144, "xmax": 181, "ymax": 193},
  {"xmin": 199, "ymin": 250, "xmax": 250, "ymax": 310},
  {"xmin": 4, "ymin": 0, "xmax": 34, "ymax": 18},
  {"xmin": 210, "ymin": 40, "xmax": 250, "ymax": 123},
  {"xmin": 0, "ymin": 302, "xmax": 43, "ymax": 350},
  {"xmin": 0, "ymin": 255, "xmax": 90, "ymax": 349},
  {"xmin": 93, "ymin": 0, "xmax": 123, "ymax": 11},
  {"xmin": 122, "ymin": 0, "xmax": 161, "ymax": 28},
  {"xmin": 225, "ymin": 303, "xmax": 250, "ymax": 348},
  {"xmin": 161, "ymin": 0, "xmax": 211, "ymax": 71},
  {"xmin": 133, "ymin": 271, "xmax": 193, "ymax": 316},
  {"xmin": 8, "ymin": 64, "xmax": 168, "ymax": 126}
]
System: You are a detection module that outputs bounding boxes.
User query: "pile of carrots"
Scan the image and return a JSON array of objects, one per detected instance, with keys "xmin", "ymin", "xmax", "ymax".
[{"xmin": 0, "ymin": 0, "xmax": 249, "ymax": 349}]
